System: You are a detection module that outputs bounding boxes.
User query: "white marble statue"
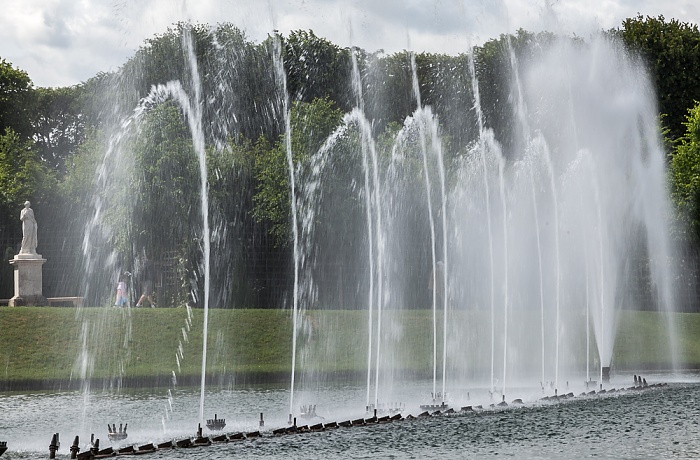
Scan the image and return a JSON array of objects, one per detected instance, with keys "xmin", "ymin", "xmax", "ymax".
[{"xmin": 20, "ymin": 201, "xmax": 38, "ymax": 255}]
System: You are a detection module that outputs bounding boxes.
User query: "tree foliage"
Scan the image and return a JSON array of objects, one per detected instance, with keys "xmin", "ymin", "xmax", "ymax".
[
  {"xmin": 473, "ymin": 29, "xmax": 556, "ymax": 157},
  {"xmin": 618, "ymin": 15, "xmax": 700, "ymax": 141},
  {"xmin": 253, "ymin": 97, "xmax": 344, "ymax": 247},
  {"xmin": 4, "ymin": 18, "xmax": 700, "ymax": 309},
  {"xmin": 0, "ymin": 128, "xmax": 58, "ymax": 231},
  {"xmin": 282, "ymin": 30, "xmax": 353, "ymax": 111},
  {"xmin": 0, "ymin": 128, "xmax": 59, "ymax": 297},
  {"xmin": 0, "ymin": 58, "xmax": 33, "ymax": 139},
  {"xmin": 32, "ymin": 86, "xmax": 87, "ymax": 172},
  {"xmin": 670, "ymin": 101, "xmax": 700, "ymax": 240}
]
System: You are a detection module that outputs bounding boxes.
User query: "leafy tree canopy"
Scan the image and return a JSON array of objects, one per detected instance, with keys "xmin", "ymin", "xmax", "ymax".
[
  {"xmin": 32, "ymin": 86, "xmax": 87, "ymax": 172},
  {"xmin": 253, "ymin": 97, "xmax": 344, "ymax": 247},
  {"xmin": 0, "ymin": 128, "xmax": 58, "ymax": 237},
  {"xmin": 670, "ymin": 100, "xmax": 700, "ymax": 240},
  {"xmin": 0, "ymin": 58, "xmax": 33, "ymax": 139},
  {"xmin": 282, "ymin": 30, "xmax": 353, "ymax": 111},
  {"xmin": 618, "ymin": 15, "xmax": 700, "ymax": 142}
]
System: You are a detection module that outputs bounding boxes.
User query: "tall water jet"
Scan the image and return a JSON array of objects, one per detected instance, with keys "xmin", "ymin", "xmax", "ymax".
[
  {"xmin": 370, "ymin": 126, "xmax": 384, "ymax": 411},
  {"xmin": 434, "ymin": 93, "xmax": 450, "ymax": 405},
  {"xmin": 466, "ymin": 49, "xmax": 496, "ymax": 394},
  {"xmin": 497, "ymin": 151, "xmax": 508, "ymax": 399},
  {"xmin": 577, "ymin": 184, "xmax": 592, "ymax": 385},
  {"xmin": 76, "ymin": 322, "xmax": 94, "ymax": 433},
  {"xmin": 179, "ymin": 26, "xmax": 213, "ymax": 424},
  {"xmin": 63, "ymin": 17, "xmax": 683, "ymax": 431},
  {"xmin": 438, "ymin": 130, "xmax": 449, "ymax": 403},
  {"xmin": 300, "ymin": 105, "xmax": 388, "ymax": 408},
  {"xmin": 507, "ymin": 36, "xmax": 561, "ymax": 391},
  {"xmin": 350, "ymin": 46, "xmax": 377, "ymax": 411},
  {"xmin": 518, "ymin": 35, "xmax": 680, "ymax": 382},
  {"xmin": 343, "ymin": 50, "xmax": 385, "ymax": 411},
  {"xmin": 526, "ymin": 152, "xmax": 546, "ymax": 387},
  {"xmin": 271, "ymin": 32, "xmax": 301, "ymax": 422},
  {"xmin": 78, "ymin": 22, "xmax": 214, "ymax": 424},
  {"xmin": 410, "ymin": 52, "xmax": 439, "ymax": 399},
  {"xmin": 591, "ymin": 155, "xmax": 606, "ymax": 385},
  {"xmin": 409, "ymin": 52, "xmax": 449, "ymax": 402},
  {"xmin": 541, "ymin": 143, "xmax": 561, "ymax": 390},
  {"xmin": 358, "ymin": 56, "xmax": 386, "ymax": 411}
]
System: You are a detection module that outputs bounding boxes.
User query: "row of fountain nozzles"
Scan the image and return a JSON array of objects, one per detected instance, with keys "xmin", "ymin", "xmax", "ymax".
[
  {"xmin": 49, "ymin": 433, "xmax": 88, "ymax": 459},
  {"xmin": 107, "ymin": 423, "xmax": 127, "ymax": 434}
]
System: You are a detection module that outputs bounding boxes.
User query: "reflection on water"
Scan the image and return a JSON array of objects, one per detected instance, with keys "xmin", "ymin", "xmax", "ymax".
[{"xmin": 1, "ymin": 376, "xmax": 699, "ymax": 459}]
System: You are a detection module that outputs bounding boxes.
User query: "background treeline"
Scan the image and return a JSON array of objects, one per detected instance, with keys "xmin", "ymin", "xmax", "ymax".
[{"xmin": 1, "ymin": 15, "xmax": 700, "ymax": 311}]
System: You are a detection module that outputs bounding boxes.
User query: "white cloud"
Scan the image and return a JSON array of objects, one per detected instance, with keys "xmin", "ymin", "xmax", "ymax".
[{"xmin": 0, "ymin": 0, "xmax": 699, "ymax": 87}]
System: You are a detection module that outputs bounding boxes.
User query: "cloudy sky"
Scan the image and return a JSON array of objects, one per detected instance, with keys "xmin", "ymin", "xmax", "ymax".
[{"xmin": 1, "ymin": 0, "xmax": 699, "ymax": 88}]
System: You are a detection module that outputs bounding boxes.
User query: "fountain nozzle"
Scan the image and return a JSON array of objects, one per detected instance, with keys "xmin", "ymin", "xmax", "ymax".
[
  {"xmin": 49, "ymin": 433, "xmax": 59, "ymax": 459},
  {"xmin": 70, "ymin": 436, "xmax": 79, "ymax": 459}
]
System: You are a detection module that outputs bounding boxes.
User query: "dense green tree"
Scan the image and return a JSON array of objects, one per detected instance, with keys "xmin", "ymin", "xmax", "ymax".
[
  {"xmin": 108, "ymin": 23, "xmax": 280, "ymax": 146},
  {"xmin": 0, "ymin": 128, "xmax": 59, "ymax": 295},
  {"xmin": 473, "ymin": 29, "xmax": 557, "ymax": 157},
  {"xmin": 0, "ymin": 58, "xmax": 33, "ymax": 140},
  {"xmin": 668, "ymin": 100, "xmax": 700, "ymax": 311},
  {"xmin": 131, "ymin": 103, "xmax": 200, "ymax": 264},
  {"xmin": 282, "ymin": 30, "xmax": 353, "ymax": 112},
  {"xmin": 1, "ymin": 59, "xmax": 94, "ymax": 175},
  {"xmin": 31, "ymin": 86, "xmax": 87, "ymax": 172},
  {"xmin": 618, "ymin": 15, "xmax": 700, "ymax": 142},
  {"xmin": 5, "ymin": 19, "xmax": 700, "ymax": 308},
  {"xmin": 0, "ymin": 128, "xmax": 58, "ymax": 231},
  {"xmin": 364, "ymin": 51, "xmax": 414, "ymax": 132},
  {"xmin": 59, "ymin": 129, "xmax": 102, "ymax": 207},
  {"xmin": 361, "ymin": 50, "xmax": 471, "ymax": 148},
  {"xmin": 207, "ymin": 136, "xmax": 284, "ymax": 308},
  {"xmin": 414, "ymin": 52, "xmax": 474, "ymax": 151},
  {"xmin": 253, "ymin": 97, "xmax": 344, "ymax": 247},
  {"xmin": 0, "ymin": 130, "xmax": 34, "ymax": 222},
  {"xmin": 670, "ymin": 101, "xmax": 700, "ymax": 240}
]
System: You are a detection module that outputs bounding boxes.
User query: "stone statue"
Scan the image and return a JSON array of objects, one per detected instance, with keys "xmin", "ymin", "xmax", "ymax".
[{"xmin": 19, "ymin": 201, "xmax": 38, "ymax": 255}]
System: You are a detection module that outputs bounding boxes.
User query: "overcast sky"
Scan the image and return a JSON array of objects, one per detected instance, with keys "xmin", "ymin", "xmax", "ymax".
[{"xmin": 1, "ymin": 0, "xmax": 699, "ymax": 88}]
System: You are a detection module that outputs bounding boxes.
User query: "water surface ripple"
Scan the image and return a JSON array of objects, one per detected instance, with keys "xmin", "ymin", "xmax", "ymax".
[{"xmin": 1, "ymin": 382, "xmax": 698, "ymax": 459}]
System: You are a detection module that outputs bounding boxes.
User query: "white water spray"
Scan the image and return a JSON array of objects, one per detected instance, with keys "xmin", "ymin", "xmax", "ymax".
[
  {"xmin": 179, "ymin": 27, "xmax": 212, "ymax": 424},
  {"xmin": 270, "ymin": 34, "xmax": 301, "ymax": 421}
]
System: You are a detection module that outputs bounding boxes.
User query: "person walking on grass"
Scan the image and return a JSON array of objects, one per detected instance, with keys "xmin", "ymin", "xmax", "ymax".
[
  {"xmin": 135, "ymin": 258, "xmax": 156, "ymax": 307},
  {"xmin": 114, "ymin": 272, "xmax": 129, "ymax": 307}
]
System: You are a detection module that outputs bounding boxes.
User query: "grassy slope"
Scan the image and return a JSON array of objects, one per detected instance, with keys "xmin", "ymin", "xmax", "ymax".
[{"xmin": 0, "ymin": 307, "xmax": 698, "ymax": 385}]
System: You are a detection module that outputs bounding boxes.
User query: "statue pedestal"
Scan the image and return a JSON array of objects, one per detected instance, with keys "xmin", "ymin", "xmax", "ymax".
[{"xmin": 8, "ymin": 254, "xmax": 48, "ymax": 306}]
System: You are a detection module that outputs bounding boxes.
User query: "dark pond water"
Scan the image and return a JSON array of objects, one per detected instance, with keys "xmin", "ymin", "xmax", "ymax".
[{"xmin": 1, "ymin": 377, "xmax": 699, "ymax": 459}]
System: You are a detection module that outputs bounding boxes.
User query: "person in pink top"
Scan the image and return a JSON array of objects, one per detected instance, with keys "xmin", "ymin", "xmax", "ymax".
[{"xmin": 115, "ymin": 272, "xmax": 129, "ymax": 307}]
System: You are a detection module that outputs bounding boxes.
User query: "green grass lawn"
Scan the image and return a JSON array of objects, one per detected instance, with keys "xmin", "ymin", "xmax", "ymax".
[{"xmin": 0, "ymin": 307, "xmax": 698, "ymax": 387}]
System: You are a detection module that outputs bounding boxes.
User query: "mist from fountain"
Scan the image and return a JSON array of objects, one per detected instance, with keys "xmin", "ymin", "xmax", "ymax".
[
  {"xmin": 178, "ymin": 26, "xmax": 213, "ymax": 425},
  {"xmin": 270, "ymin": 31, "xmax": 302, "ymax": 424},
  {"xmin": 349, "ymin": 47, "xmax": 374, "ymax": 412},
  {"xmin": 76, "ymin": 23, "xmax": 219, "ymax": 432},
  {"xmin": 526, "ymin": 150, "xmax": 546, "ymax": 386},
  {"xmin": 517, "ymin": 35, "xmax": 678, "ymax": 379},
  {"xmin": 506, "ymin": 35, "xmax": 563, "ymax": 393},
  {"xmin": 311, "ymin": 32, "xmax": 677, "ymax": 402},
  {"xmin": 74, "ymin": 5, "xmax": 682, "ymax": 430},
  {"xmin": 410, "ymin": 52, "xmax": 440, "ymax": 401},
  {"xmin": 466, "ymin": 48, "xmax": 497, "ymax": 395}
]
